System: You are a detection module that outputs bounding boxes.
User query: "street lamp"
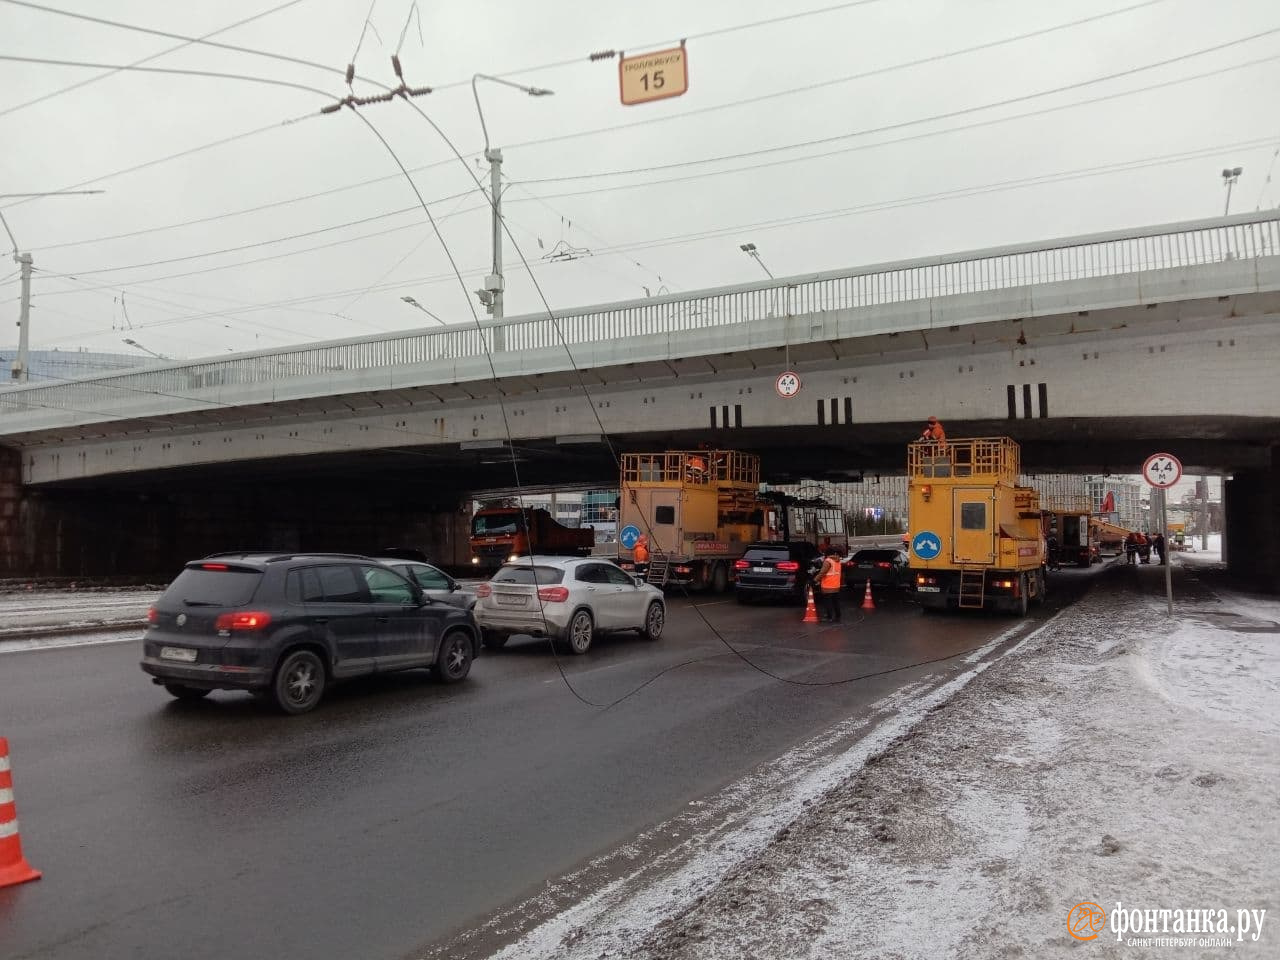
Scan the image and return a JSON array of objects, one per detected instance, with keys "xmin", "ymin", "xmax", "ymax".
[
  {"xmin": 470, "ymin": 74, "xmax": 553, "ymax": 326},
  {"xmin": 739, "ymin": 242, "xmax": 775, "ymax": 279},
  {"xmin": 400, "ymin": 295, "xmax": 447, "ymax": 327},
  {"xmin": 122, "ymin": 338, "xmax": 170, "ymax": 361},
  {"xmin": 1222, "ymin": 166, "xmax": 1243, "ymax": 215}
]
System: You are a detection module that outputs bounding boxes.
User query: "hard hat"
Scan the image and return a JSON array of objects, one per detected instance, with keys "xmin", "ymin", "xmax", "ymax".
[{"xmin": 927, "ymin": 416, "xmax": 938, "ymax": 423}]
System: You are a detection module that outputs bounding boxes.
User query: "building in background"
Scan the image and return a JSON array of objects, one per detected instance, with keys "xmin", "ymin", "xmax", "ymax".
[{"xmin": 0, "ymin": 347, "xmax": 161, "ymax": 385}]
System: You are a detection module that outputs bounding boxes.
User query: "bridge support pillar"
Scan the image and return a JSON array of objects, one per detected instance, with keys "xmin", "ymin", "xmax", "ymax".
[{"xmin": 1225, "ymin": 446, "xmax": 1280, "ymax": 593}]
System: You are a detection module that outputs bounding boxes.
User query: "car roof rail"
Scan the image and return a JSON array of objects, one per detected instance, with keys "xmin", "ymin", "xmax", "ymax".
[{"xmin": 263, "ymin": 552, "xmax": 374, "ymax": 562}]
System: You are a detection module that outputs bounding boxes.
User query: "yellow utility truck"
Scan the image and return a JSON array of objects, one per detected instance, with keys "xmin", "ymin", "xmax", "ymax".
[
  {"xmin": 614, "ymin": 449, "xmax": 768, "ymax": 591},
  {"xmin": 907, "ymin": 436, "xmax": 1047, "ymax": 615}
]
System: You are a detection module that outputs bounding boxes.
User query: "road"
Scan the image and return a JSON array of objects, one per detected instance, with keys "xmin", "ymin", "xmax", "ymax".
[{"xmin": 0, "ymin": 574, "xmax": 1096, "ymax": 960}]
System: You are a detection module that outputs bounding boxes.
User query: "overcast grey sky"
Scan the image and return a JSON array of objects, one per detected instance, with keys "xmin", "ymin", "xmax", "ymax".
[{"xmin": 1, "ymin": 0, "xmax": 1277, "ymax": 364}]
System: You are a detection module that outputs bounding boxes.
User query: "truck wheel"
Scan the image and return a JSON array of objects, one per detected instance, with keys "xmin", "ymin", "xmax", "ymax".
[
  {"xmin": 566, "ymin": 609, "xmax": 594, "ymax": 655},
  {"xmin": 1014, "ymin": 575, "xmax": 1029, "ymax": 617},
  {"xmin": 710, "ymin": 562, "xmax": 728, "ymax": 594}
]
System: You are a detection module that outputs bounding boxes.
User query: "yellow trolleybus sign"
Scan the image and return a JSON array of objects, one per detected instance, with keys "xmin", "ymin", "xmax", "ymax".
[{"xmin": 619, "ymin": 45, "xmax": 688, "ymax": 105}]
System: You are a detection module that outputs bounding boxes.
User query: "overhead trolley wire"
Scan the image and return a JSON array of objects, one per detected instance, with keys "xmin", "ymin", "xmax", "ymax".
[{"xmin": 0, "ymin": 0, "xmax": 311, "ymax": 120}]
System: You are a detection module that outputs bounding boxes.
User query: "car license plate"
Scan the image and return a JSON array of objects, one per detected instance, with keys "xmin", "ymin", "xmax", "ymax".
[
  {"xmin": 160, "ymin": 646, "xmax": 197, "ymax": 662},
  {"xmin": 496, "ymin": 594, "xmax": 528, "ymax": 607},
  {"xmin": 916, "ymin": 586, "xmax": 941, "ymax": 593},
  {"xmin": 858, "ymin": 563, "xmax": 872, "ymax": 569},
  {"xmin": 752, "ymin": 566, "xmax": 772, "ymax": 573}
]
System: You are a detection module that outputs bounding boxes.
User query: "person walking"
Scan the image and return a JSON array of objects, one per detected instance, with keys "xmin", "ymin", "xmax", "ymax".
[
  {"xmin": 1153, "ymin": 533, "xmax": 1167, "ymax": 565},
  {"xmin": 816, "ymin": 549, "xmax": 843, "ymax": 623}
]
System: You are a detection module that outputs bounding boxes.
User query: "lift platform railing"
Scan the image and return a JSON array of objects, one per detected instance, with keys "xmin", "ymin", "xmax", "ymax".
[
  {"xmin": 622, "ymin": 450, "xmax": 760, "ymax": 488},
  {"xmin": 909, "ymin": 437, "xmax": 1021, "ymax": 482}
]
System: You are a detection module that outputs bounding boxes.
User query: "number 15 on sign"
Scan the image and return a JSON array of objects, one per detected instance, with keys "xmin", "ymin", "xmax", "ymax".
[{"xmin": 619, "ymin": 46, "xmax": 689, "ymax": 105}]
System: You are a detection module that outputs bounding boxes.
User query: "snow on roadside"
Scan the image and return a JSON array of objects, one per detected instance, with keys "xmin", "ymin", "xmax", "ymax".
[
  {"xmin": 486, "ymin": 566, "xmax": 1278, "ymax": 960},
  {"xmin": 617, "ymin": 569, "xmax": 1280, "ymax": 960}
]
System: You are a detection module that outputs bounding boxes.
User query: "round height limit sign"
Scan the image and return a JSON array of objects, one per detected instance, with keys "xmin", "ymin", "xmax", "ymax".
[
  {"xmin": 1142, "ymin": 452, "xmax": 1183, "ymax": 488},
  {"xmin": 775, "ymin": 371, "xmax": 801, "ymax": 399}
]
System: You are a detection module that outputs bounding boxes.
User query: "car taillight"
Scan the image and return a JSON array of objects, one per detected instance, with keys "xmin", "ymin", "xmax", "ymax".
[
  {"xmin": 214, "ymin": 611, "xmax": 272, "ymax": 631},
  {"xmin": 538, "ymin": 586, "xmax": 569, "ymax": 603},
  {"xmin": 776, "ymin": 561, "xmax": 800, "ymax": 572},
  {"xmin": 475, "ymin": 583, "xmax": 492, "ymax": 598},
  {"xmin": 146, "ymin": 606, "xmax": 158, "ymax": 624},
  {"xmin": 876, "ymin": 561, "xmax": 892, "ymax": 569},
  {"xmin": 734, "ymin": 560, "xmax": 750, "ymax": 570}
]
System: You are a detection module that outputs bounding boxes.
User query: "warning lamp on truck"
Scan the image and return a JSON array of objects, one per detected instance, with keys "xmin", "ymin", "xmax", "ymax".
[{"xmin": 920, "ymin": 484, "xmax": 932, "ymax": 502}]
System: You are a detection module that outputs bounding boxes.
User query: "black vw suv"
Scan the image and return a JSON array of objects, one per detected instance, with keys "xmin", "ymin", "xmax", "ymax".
[{"xmin": 140, "ymin": 553, "xmax": 479, "ymax": 714}]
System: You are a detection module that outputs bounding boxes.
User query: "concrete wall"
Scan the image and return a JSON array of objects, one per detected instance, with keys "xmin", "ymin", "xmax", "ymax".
[{"xmin": 1225, "ymin": 447, "xmax": 1279, "ymax": 594}]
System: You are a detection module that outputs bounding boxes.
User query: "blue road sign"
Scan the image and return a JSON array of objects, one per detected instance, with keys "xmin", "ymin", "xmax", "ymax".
[
  {"xmin": 619, "ymin": 524, "xmax": 642, "ymax": 549},
  {"xmin": 911, "ymin": 530, "xmax": 942, "ymax": 560}
]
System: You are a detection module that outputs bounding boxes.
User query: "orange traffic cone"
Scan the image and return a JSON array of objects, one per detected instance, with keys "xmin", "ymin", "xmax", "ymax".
[
  {"xmin": 0, "ymin": 738, "xmax": 41, "ymax": 888},
  {"xmin": 861, "ymin": 578, "xmax": 876, "ymax": 611},
  {"xmin": 802, "ymin": 586, "xmax": 820, "ymax": 623}
]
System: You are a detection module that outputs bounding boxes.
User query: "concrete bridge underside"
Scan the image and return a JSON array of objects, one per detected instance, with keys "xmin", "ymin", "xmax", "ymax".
[{"xmin": 0, "ymin": 305, "xmax": 1275, "ymax": 585}]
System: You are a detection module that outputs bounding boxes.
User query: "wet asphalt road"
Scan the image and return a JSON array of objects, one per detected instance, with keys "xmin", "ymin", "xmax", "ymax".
[{"xmin": 0, "ymin": 575, "xmax": 1095, "ymax": 960}]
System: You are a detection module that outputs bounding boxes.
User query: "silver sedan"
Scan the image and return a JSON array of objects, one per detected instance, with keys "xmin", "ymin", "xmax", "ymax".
[
  {"xmin": 473, "ymin": 556, "xmax": 665, "ymax": 655},
  {"xmin": 375, "ymin": 558, "xmax": 476, "ymax": 610}
]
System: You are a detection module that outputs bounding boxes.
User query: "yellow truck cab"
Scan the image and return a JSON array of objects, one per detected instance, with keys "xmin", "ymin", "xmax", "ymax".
[{"xmin": 907, "ymin": 436, "xmax": 1046, "ymax": 615}]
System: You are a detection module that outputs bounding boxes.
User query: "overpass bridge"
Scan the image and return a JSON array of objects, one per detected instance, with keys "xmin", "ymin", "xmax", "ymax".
[{"xmin": 0, "ymin": 211, "xmax": 1275, "ymax": 584}]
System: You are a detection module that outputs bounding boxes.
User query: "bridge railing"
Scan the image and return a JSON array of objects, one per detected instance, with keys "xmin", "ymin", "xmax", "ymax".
[{"xmin": 2, "ymin": 211, "xmax": 1277, "ymax": 420}]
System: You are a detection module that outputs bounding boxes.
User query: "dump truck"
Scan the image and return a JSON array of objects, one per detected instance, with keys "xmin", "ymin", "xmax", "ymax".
[
  {"xmin": 469, "ymin": 506, "xmax": 594, "ymax": 571},
  {"xmin": 1090, "ymin": 517, "xmax": 1133, "ymax": 554},
  {"xmin": 906, "ymin": 436, "xmax": 1047, "ymax": 615},
  {"xmin": 613, "ymin": 449, "xmax": 769, "ymax": 591}
]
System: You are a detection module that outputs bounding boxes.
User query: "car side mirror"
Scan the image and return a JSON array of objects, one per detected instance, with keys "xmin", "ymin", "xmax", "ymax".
[
  {"xmin": 634, "ymin": 576, "xmax": 645, "ymax": 587},
  {"xmin": 448, "ymin": 579, "xmax": 459, "ymax": 591},
  {"xmin": 413, "ymin": 586, "xmax": 429, "ymax": 606}
]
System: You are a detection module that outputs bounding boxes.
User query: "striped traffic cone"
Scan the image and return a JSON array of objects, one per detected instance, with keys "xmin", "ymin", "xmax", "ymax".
[
  {"xmin": 802, "ymin": 586, "xmax": 820, "ymax": 623},
  {"xmin": 861, "ymin": 578, "xmax": 876, "ymax": 611},
  {"xmin": 0, "ymin": 738, "xmax": 41, "ymax": 888}
]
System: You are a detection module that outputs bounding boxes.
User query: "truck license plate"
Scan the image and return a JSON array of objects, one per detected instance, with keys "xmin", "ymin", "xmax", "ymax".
[
  {"xmin": 160, "ymin": 646, "xmax": 197, "ymax": 662},
  {"xmin": 916, "ymin": 586, "xmax": 941, "ymax": 593}
]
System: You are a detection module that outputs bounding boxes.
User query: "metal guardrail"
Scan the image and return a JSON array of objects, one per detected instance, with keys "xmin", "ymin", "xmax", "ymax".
[{"xmin": 2, "ymin": 211, "xmax": 1277, "ymax": 421}]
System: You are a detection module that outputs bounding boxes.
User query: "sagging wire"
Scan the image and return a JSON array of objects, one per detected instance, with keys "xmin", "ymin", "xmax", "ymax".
[{"xmin": 380, "ymin": 64, "xmax": 999, "ymax": 703}]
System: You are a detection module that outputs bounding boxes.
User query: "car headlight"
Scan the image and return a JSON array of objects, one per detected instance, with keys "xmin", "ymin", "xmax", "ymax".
[
  {"xmin": 471, "ymin": 557, "xmax": 480, "ymax": 565},
  {"xmin": 508, "ymin": 553, "xmax": 520, "ymax": 562}
]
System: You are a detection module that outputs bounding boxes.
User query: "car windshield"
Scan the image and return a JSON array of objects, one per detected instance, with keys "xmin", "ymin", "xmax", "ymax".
[
  {"xmin": 473, "ymin": 512, "xmax": 524, "ymax": 536},
  {"xmin": 163, "ymin": 566, "xmax": 261, "ymax": 606},
  {"xmin": 492, "ymin": 565, "xmax": 564, "ymax": 585},
  {"xmin": 851, "ymin": 550, "xmax": 900, "ymax": 562}
]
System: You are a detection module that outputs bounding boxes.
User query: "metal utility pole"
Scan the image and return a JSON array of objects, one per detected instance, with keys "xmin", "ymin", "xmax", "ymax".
[
  {"xmin": 470, "ymin": 74, "xmax": 553, "ymax": 337},
  {"xmin": 0, "ymin": 191, "xmax": 103, "ymax": 382},
  {"xmin": 13, "ymin": 252, "xmax": 32, "ymax": 382},
  {"xmin": 1222, "ymin": 166, "xmax": 1243, "ymax": 216},
  {"xmin": 1200, "ymin": 475, "xmax": 1210, "ymax": 550}
]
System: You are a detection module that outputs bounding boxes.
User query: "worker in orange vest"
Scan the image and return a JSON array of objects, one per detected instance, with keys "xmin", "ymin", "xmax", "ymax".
[
  {"xmin": 633, "ymin": 533, "xmax": 650, "ymax": 575},
  {"xmin": 919, "ymin": 415, "xmax": 947, "ymax": 445},
  {"xmin": 816, "ymin": 549, "xmax": 844, "ymax": 623}
]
